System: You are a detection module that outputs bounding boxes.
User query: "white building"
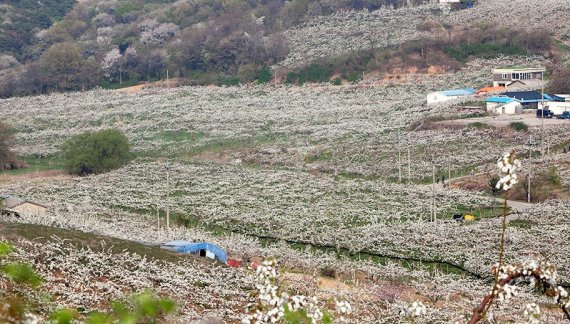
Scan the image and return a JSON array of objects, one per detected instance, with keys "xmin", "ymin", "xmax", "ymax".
[
  {"xmin": 544, "ymin": 101, "xmax": 570, "ymax": 115},
  {"xmin": 486, "ymin": 97, "xmax": 523, "ymax": 115},
  {"xmin": 427, "ymin": 88, "xmax": 476, "ymax": 105}
]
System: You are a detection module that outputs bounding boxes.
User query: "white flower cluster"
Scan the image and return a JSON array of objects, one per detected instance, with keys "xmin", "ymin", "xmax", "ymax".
[
  {"xmin": 289, "ymin": 296, "xmax": 323, "ymax": 322},
  {"xmin": 490, "ymin": 260, "xmax": 570, "ymax": 319},
  {"xmin": 335, "ymin": 300, "xmax": 352, "ymax": 315},
  {"xmin": 522, "ymin": 303, "xmax": 541, "ymax": 324},
  {"xmin": 495, "ymin": 152, "xmax": 522, "ymax": 191},
  {"xmin": 243, "ymin": 259, "xmax": 287, "ymax": 323},
  {"xmin": 288, "ymin": 295, "xmax": 309, "ymax": 311},
  {"xmin": 495, "ymin": 283, "xmax": 518, "ymax": 303},
  {"xmin": 408, "ymin": 301, "xmax": 427, "ymax": 317},
  {"xmin": 398, "ymin": 301, "xmax": 427, "ymax": 318}
]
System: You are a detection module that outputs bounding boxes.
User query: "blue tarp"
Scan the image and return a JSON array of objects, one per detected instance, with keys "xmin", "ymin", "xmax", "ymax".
[
  {"xmin": 486, "ymin": 97, "xmax": 516, "ymax": 104},
  {"xmin": 439, "ymin": 88, "xmax": 476, "ymax": 97},
  {"xmin": 163, "ymin": 240, "xmax": 228, "ymax": 263}
]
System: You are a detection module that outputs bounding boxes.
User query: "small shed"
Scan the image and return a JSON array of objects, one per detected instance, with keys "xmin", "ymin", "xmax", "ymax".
[
  {"xmin": 162, "ymin": 240, "xmax": 228, "ymax": 263},
  {"xmin": 486, "ymin": 97, "xmax": 523, "ymax": 115},
  {"xmin": 0, "ymin": 194, "xmax": 48, "ymax": 216}
]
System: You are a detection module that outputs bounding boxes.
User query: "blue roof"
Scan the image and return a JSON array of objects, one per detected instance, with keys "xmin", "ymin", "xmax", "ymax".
[
  {"xmin": 544, "ymin": 94, "xmax": 565, "ymax": 102},
  {"xmin": 440, "ymin": 88, "xmax": 476, "ymax": 96},
  {"xmin": 163, "ymin": 241, "xmax": 228, "ymax": 263},
  {"xmin": 486, "ymin": 97, "xmax": 516, "ymax": 103},
  {"xmin": 501, "ymin": 91, "xmax": 543, "ymax": 102}
]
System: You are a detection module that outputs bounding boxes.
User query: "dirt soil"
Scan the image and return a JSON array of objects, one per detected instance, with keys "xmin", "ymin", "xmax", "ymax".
[{"xmin": 0, "ymin": 170, "xmax": 66, "ymax": 183}]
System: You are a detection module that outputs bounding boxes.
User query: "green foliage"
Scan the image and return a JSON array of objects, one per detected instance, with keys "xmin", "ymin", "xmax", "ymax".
[
  {"xmin": 508, "ymin": 219, "xmax": 536, "ymax": 229},
  {"xmin": 546, "ymin": 166, "xmax": 561, "ymax": 186},
  {"xmin": 3, "ymin": 262, "xmax": 43, "ymax": 288},
  {"xmin": 508, "ymin": 122, "xmax": 529, "ymax": 131},
  {"xmin": 60, "ymin": 129, "xmax": 132, "ymax": 176},
  {"xmin": 257, "ymin": 67, "xmax": 272, "ymax": 84},
  {"xmin": 0, "ymin": 0, "xmax": 76, "ymax": 57},
  {"xmin": 346, "ymin": 70, "xmax": 362, "ymax": 83},
  {"xmin": 0, "ymin": 241, "xmax": 13, "ymax": 257},
  {"xmin": 286, "ymin": 63, "xmax": 333, "ymax": 85},
  {"xmin": 445, "ymin": 43, "xmax": 527, "ymax": 62},
  {"xmin": 322, "ymin": 310, "xmax": 333, "ymax": 324},
  {"xmin": 217, "ymin": 77, "xmax": 241, "ymax": 87},
  {"xmin": 44, "ymin": 291, "xmax": 177, "ymax": 324},
  {"xmin": 331, "ymin": 77, "xmax": 342, "ymax": 86},
  {"xmin": 284, "ymin": 307, "xmax": 311, "ymax": 324},
  {"xmin": 49, "ymin": 309, "xmax": 77, "ymax": 324}
]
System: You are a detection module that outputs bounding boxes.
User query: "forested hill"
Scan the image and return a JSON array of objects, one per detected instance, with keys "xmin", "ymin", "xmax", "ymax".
[
  {"xmin": 0, "ymin": 0, "xmax": 77, "ymax": 55},
  {"xmin": 0, "ymin": 0, "xmax": 566, "ymax": 98}
]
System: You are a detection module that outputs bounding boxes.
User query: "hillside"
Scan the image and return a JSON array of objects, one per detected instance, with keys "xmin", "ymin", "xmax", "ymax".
[
  {"xmin": 0, "ymin": 0, "xmax": 567, "ymax": 98},
  {"xmin": 2, "ymin": 0, "xmax": 570, "ymax": 322}
]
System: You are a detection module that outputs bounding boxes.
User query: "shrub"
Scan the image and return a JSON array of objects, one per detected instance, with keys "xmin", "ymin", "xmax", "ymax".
[
  {"xmin": 508, "ymin": 122, "xmax": 528, "ymax": 131},
  {"xmin": 546, "ymin": 166, "xmax": 561, "ymax": 186},
  {"xmin": 331, "ymin": 77, "xmax": 342, "ymax": 86},
  {"xmin": 346, "ymin": 70, "xmax": 362, "ymax": 83},
  {"xmin": 468, "ymin": 122, "xmax": 489, "ymax": 129},
  {"xmin": 257, "ymin": 67, "xmax": 272, "ymax": 84},
  {"xmin": 61, "ymin": 129, "xmax": 131, "ymax": 176},
  {"xmin": 217, "ymin": 77, "xmax": 240, "ymax": 87},
  {"xmin": 445, "ymin": 43, "xmax": 526, "ymax": 62},
  {"xmin": 0, "ymin": 121, "xmax": 27, "ymax": 170},
  {"xmin": 286, "ymin": 63, "xmax": 333, "ymax": 85}
]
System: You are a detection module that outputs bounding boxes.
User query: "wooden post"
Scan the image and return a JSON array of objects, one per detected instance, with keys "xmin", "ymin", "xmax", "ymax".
[
  {"xmin": 398, "ymin": 131, "xmax": 402, "ymax": 183},
  {"xmin": 166, "ymin": 162, "xmax": 170, "ymax": 230},
  {"xmin": 528, "ymin": 135, "xmax": 532, "ymax": 203},
  {"xmin": 432, "ymin": 162, "xmax": 436, "ymax": 222},
  {"xmin": 407, "ymin": 145, "xmax": 411, "ymax": 184},
  {"xmin": 157, "ymin": 202, "xmax": 160, "ymax": 230}
]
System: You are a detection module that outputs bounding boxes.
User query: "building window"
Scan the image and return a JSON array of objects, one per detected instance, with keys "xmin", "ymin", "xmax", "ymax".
[
  {"xmin": 502, "ymin": 73, "xmax": 508, "ymax": 79},
  {"xmin": 512, "ymin": 73, "xmax": 520, "ymax": 80}
]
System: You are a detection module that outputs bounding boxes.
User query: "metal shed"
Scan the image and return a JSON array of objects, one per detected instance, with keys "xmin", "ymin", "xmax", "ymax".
[{"xmin": 162, "ymin": 240, "xmax": 228, "ymax": 263}]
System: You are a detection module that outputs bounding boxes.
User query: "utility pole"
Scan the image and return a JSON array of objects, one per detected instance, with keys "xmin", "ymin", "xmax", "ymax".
[
  {"xmin": 156, "ymin": 201, "xmax": 160, "ymax": 230},
  {"xmin": 432, "ymin": 162, "xmax": 436, "ymax": 222},
  {"xmin": 407, "ymin": 145, "xmax": 411, "ymax": 184},
  {"xmin": 398, "ymin": 131, "xmax": 402, "ymax": 183},
  {"xmin": 528, "ymin": 135, "xmax": 532, "ymax": 203},
  {"xmin": 274, "ymin": 66, "xmax": 278, "ymax": 85},
  {"xmin": 166, "ymin": 69, "xmax": 169, "ymax": 89},
  {"xmin": 541, "ymin": 71, "xmax": 545, "ymax": 157},
  {"xmin": 165, "ymin": 162, "xmax": 170, "ymax": 230}
]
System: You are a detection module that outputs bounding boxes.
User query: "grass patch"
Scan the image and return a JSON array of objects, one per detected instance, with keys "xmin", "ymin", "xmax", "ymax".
[
  {"xmin": 0, "ymin": 222, "xmax": 198, "ymax": 263},
  {"xmin": 508, "ymin": 219, "xmax": 536, "ymax": 229},
  {"xmin": 454, "ymin": 204, "xmax": 509, "ymax": 220},
  {"xmin": 446, "ymin": 43, "xmax": 526, "ymax": 63},
  {"xmin": 304, "ymin": 151, "xmax": 332, "ymax": 163},
  {"xmin": 0, "ymin": 154, "xmax": 64, "ymax": 175},
  {"xmin": 182, "ymin": 132, "xmax": 288, "ymax": 158}
]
